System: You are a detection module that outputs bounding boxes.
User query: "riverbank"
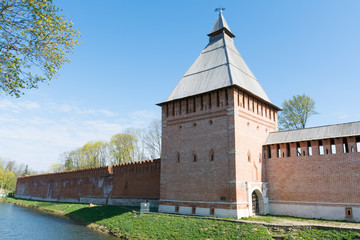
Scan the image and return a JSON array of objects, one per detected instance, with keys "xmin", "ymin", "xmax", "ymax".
[{"xmin": 1, "ymin": 197, "xmax": 359, "ymax": 239}]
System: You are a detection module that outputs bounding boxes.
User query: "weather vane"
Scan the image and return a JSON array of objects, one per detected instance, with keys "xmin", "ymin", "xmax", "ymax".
[{"xmin": 215, "ymin": 7, "xmax": 225, "ymax": 14}]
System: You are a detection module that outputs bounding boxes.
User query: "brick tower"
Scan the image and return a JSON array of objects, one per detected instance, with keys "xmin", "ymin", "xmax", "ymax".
[{"xmin": 158, "ymin": 11, "xmax": 280, "ymax": 218}]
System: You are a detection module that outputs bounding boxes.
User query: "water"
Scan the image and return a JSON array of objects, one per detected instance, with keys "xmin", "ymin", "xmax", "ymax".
[{"xmin": 0, "ymin": 203, "xmax": 117, "ymax": 240}]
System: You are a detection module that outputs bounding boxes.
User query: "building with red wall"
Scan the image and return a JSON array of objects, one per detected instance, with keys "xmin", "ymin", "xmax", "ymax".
[{"xmin": 15, "ymin": 12, "xmax": 360, "ymax": 222}]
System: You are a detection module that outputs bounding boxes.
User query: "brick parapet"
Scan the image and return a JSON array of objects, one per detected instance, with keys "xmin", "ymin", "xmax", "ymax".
[
  {"xmin": 15, "ymin": 159, "xmax": 161, "ymax": 203},
  {"xmin": 264, "ymin": 135, "xmax": 360, "ymax": 204}
]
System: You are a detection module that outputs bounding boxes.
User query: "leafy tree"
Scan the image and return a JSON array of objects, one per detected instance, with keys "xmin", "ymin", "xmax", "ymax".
[
  {"xmin": 82, "ymin": 141, "xmax": 108, "ymax": 168},
  {"xmin": 0, "ymin": 0, "xmax": 80, "ymax": 97},
  {"xmin": 109, "ymin": 133, "xmax": 137, "ymax": 164},
  {"xmin": 0, "ymin": 168, "xmax": 16, "ymax": 191},
  {"xmin": 278, "ymin": 94, "xmax": 317, "ymax": 130},
  {"xmin": 48, "ymin": 163, "xmax": 63, "ymax": 173}
]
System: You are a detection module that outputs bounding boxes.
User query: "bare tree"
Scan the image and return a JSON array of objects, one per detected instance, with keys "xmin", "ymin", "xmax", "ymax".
[{"xmin": 144, "ymin": 119, "xmax": 162, "ymax": 159}]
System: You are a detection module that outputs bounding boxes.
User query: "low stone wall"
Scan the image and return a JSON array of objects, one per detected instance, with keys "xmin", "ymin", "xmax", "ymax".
[{"xmin": 15, "ymin": 159, "xmax": 161, "ymax": 208}]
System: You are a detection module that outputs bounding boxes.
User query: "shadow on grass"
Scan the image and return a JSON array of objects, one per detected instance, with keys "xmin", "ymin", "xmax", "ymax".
[{"xmin": 65, "ymin": 205, "xmax": 134, "ymax": 225}]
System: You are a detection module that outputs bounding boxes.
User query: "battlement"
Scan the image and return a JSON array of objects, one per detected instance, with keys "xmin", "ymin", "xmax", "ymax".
[
  {"xmin": 17, "ymin": 159, "xmax": 161, "ymax": 181},
  {"xmin": 112, "ymin": 159, "xmax": 160, "ymax": 175},
  {"xmin": 15, "ymin": 159, "xmax": 161, "ymax": 206}
]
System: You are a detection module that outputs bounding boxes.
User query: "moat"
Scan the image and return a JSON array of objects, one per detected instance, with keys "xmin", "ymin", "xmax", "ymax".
[{"xmin": 0, "ymin": 203, "xmax": 115, "ymax": 240}]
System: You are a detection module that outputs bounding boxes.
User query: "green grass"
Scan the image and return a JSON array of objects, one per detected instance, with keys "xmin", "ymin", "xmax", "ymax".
[
  {"xmin": 284, "ymin": 229, "xmax": 359, "ymax": 240},
  {"xmin": 1, "ymin": 197, "xmax": 271, "ymax": 239},
  {"xmin": 1, "ymin": 197, "xmax": 360, "ymax": 239},
  {"xmin": 242, "ymin": 214, "xmax": 360, "ymax": 226}
]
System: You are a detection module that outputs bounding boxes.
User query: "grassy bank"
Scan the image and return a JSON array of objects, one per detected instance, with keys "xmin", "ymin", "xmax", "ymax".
[{"xmin": 1, "ymin": 197, "xmax": 359, "ymax": 239}]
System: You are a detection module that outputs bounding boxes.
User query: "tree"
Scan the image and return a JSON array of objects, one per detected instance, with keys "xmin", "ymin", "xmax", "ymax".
[
  {"xmin": 0, "ymin": 168, "xmax": 16, "ymax": 191},
  {"xmin": 0, "ymin": 0, "xmax": 80, "ymax": 97},
  {"xmin": 109, "ymin": 133, "xmax": 137, "ymax": 164},
  {"xmin": 81, "ymin": 141, "xmax": 108, "ymax": 168},
  {"xmin": 48, "ymin": 163, "xmax": 63, "ymax": 173},
  {"xmin": 22, "ymin": 164, "xmax": 28, "ymax": 176},
  {"xmin": 144, "ymin": 119, "xmax": 161, "ymax": 159},
  {"xmin": 278, "ymin": 94, "xmax": 317, "ymax": 130}
]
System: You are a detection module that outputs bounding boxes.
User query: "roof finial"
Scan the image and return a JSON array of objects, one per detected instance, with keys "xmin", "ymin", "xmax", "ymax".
[{"xmin": 215, "ymin": 7, "xmax": 225, "ymax": 15}]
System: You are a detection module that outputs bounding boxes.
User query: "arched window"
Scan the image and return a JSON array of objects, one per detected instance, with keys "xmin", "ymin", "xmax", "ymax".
[
  {"xmin": 193, "ymin": 153, "xmax": 197, "ymax": 162},
  {"xmin": 210, "ymin": 149, "xmax": 214, "ymax": 161},
  {"xmin": 177, "ymin": 152, "xmax": 180, "ymax": 163},
  {"xmin": 248, "ymin": 151, "xmax": 251, "ymax": 162}
]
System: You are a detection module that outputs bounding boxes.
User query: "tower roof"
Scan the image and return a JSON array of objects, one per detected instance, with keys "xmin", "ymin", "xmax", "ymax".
[
  {"xmin": 161, "ymin": 12, "xmax": 276, "ymax": 108},
  {"xmin": 208, "ymin": 11, "xmax": 235, "ymax": 38}
]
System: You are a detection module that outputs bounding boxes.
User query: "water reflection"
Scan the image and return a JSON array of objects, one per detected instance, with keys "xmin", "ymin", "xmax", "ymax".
[{"xmin": 0, "ymin": 203, "xmax": 116, "ymax": 240}]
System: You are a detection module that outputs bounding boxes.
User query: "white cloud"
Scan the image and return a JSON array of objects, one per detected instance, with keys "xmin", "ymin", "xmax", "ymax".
[
  {"xmin": 0, "ymin": 100, "xmax": 40, "ymax": 113},
  {"xmin": 0, "ymin": 99, "xmax": 158, "ymax": 171}
]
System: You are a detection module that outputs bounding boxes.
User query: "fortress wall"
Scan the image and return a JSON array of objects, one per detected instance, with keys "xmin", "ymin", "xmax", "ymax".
[
  {"xmin": 264, "ymin": 136, "xmax": 360, "ymax": 221},
  {"xmin": 15, "ymin": 159, "xmax": 161, "ymax": 207}
]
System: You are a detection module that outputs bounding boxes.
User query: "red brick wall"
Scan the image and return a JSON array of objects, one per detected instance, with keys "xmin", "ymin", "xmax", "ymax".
[
  {"xmin": 264, "ymin": 136, "xmax": 360, "ymax": 204},
  {"xmin": 15, "ymin": 159, "xmax": 160, "ymax": 202},
  {"xmin": 112, "ymin": 159, "xmax": 161, "ymax": 199},
  {"xmin": 160, "ymin": 86, "xmax": 278, "ymax": 211}
]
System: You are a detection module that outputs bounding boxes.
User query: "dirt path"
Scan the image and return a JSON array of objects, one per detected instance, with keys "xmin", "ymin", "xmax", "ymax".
[{"xmin": 239, "ymin": 216, "xmax": 360, "ymax": 232}]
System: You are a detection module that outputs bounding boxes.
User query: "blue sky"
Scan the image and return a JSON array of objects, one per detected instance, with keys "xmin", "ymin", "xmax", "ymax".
[{"xmin": 1, "ymin": 0, "xmax": 359, "ymax": 171}]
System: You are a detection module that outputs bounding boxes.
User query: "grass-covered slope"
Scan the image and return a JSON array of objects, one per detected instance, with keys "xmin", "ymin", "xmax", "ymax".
[{"xmin": 1, "ymin": 197, "xmax": 359, "ymax": 240}]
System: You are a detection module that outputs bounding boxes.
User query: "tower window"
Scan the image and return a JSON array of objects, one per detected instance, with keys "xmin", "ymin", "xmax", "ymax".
[
  {"xmin": 296, "ymin": 142, "xmax": 301, "ymax": 156},
  {"xmin": 356, "ymin": 136, "xmax": 360, "ymax": 152},
  {"xmin": 172, "ymin": 102, "xmax": 175, "ymax": 116},
  {"xmin": 277, "ymin": 144, "xmax": 281, "ymax": 158},
  {"xmin": 248, "ymin": 151, "xmax": 251, "ymax": 162},
  {"xmin": 267, "ymin": 145, "xmax": 271, "ymax": 159},
  {"xmin": 237, "ymin": 89, "xmax": 240, "ymax": 106},
  {"xmin": 331, "ymin": 139, "xmax": 336, "ymax": 154},
  {"xmin": 177, "ymin": 152, "xmax": 180, "ymax": 163},
  {"xmin": 210, "ymin": 149, "xmax": 214, "ymax": 161},
  {"xmin": 193, "ymin": 153, "xmax": 197, "ymax": 162},
  {"xmin": 319, "ymin": 140, "xmax": 324, "ymax": 155},
  {"xmin": 286, "ymin": 143, "xmax": 291, "ymax": 157},
  {"xmin": 343, "ymin": 138, "xmax": 349, "ymax": 153},
  {"xmin": 307, "ymin": 141, "xmax": 312, "ymax": 156},
  {"xmin": 200, "ymin": 95, "xmax": 204, "ymax": 110},
  {"xmin": 225, "ymin": 89, "xmax": 228, "ymax": 105},
  {"xmin": 243, "ymin": 94, "xmax": 245, "ymax": 108},
  {"xmin": 209, "ymin": 93, "xmax": 212, "ymax": 109}
]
